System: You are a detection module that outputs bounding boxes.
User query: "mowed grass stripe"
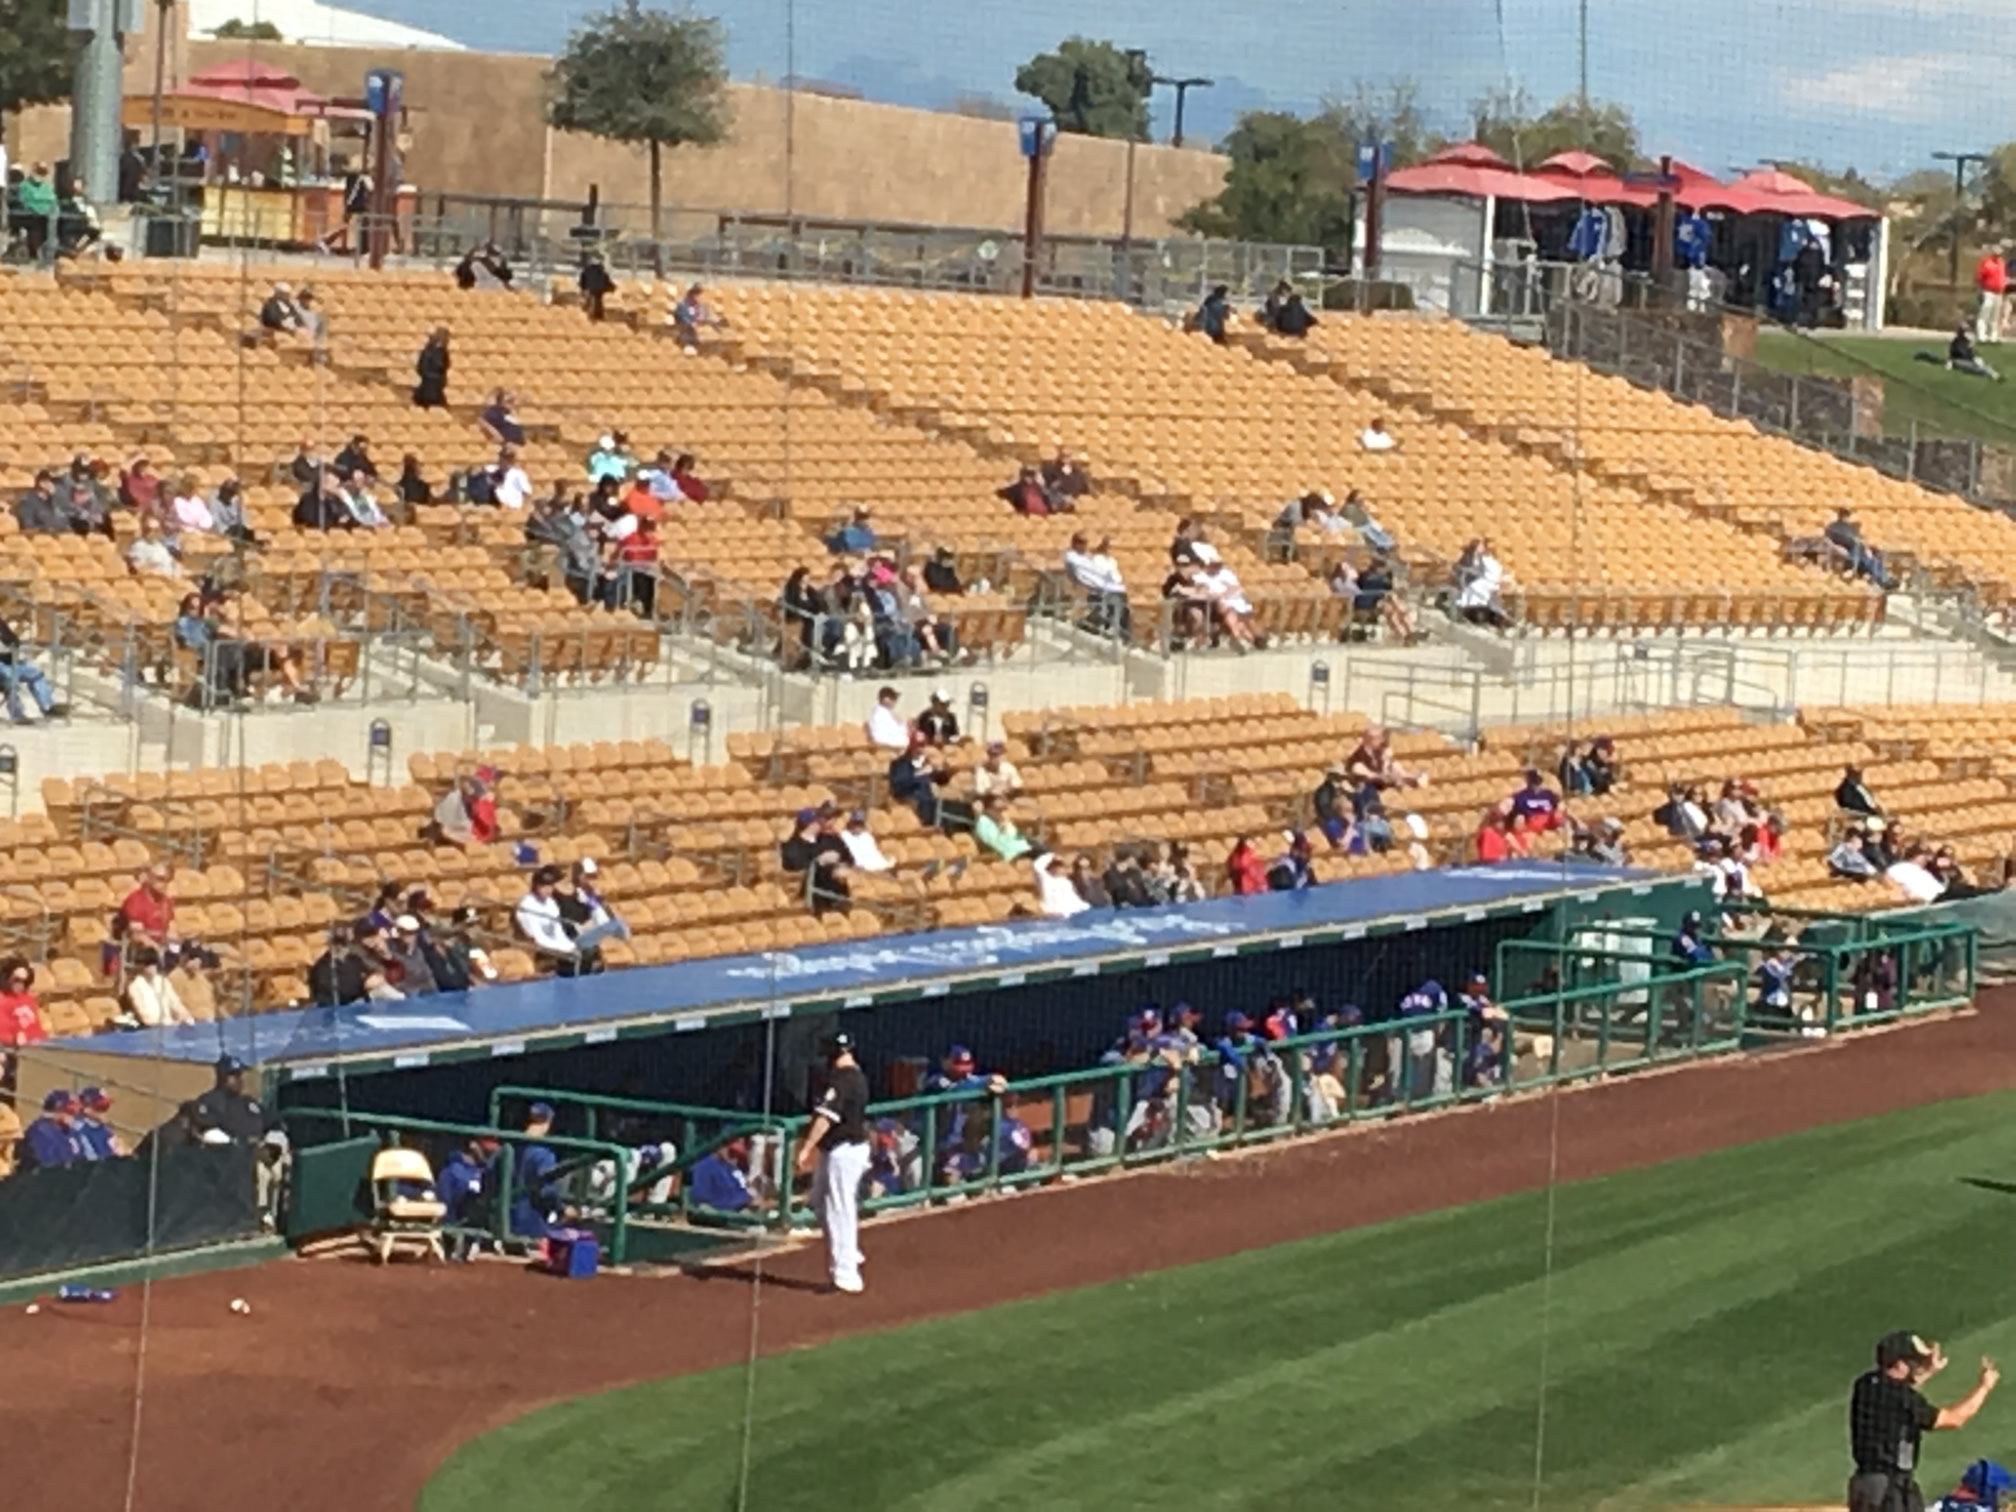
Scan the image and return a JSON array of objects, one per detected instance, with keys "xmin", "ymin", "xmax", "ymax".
[{"xmin": 422, "ymin": 1093, "xmax": 2016, "ymax": 1512}]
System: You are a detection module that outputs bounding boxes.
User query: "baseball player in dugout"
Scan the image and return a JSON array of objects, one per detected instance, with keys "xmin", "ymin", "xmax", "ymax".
[
  {"xmin": 1848, "ymin": 1330, "xmax": 1999, "ymax": 1512},
  {"xmin": 796, "ymin": 1032, "xmax": 871, "ymax": 1294}
]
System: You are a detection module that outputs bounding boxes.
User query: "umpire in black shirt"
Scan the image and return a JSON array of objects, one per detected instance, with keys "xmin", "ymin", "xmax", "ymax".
[{"xmin": 1848, "ymin": 1330, "xmax": 1999, "ymax": 1512}]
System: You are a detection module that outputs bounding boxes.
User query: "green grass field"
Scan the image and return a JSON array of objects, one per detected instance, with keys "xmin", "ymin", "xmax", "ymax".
[
  {"xmin": 424, "ymin": 1095, "xmax": 2016, "ymax": 1512},
  {"xmin": 1754, "ymin": 329, "xmax": 2016, "ymax": 445}
]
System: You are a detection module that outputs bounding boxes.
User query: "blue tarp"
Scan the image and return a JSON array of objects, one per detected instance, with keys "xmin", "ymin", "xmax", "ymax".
[{"xmin": 47, "ymin": 864, "xmax": 1655, "ymax": 1070}]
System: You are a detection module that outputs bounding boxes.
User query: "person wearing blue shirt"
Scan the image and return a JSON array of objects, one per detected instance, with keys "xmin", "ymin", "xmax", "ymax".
[
  {"xmin": 688, "ymin": 1138, "xmax": 756, "ymax": 1213},
  {"xmin": 1394, "ymin": 979, "xmax": 1450, "ymax": 1102},
  {"xmin": 73, "ymin": 1086, "xmax": 121, "ymax": 1160},
  {"xmin": 22, "ymin": 1089, "xmax": 84, "ymax": 1173},
  {"xmin": 1755, "ymin": 938, "xmax": 1801, "ymax": 1026},
  {"xmin": 827, "ymin": 506, "xmax": 878, "ymax": 555},
  {"xmin": 586, "ymin": 433, "xmax": 634, "ymax": 486},
  {"xmin": 1672, "ymin": 911, "xmax": 1717, "ymax": 967},
  {"xmin": 509, "ymin": 1102, "xmax": 565, "ymax": 1238},
  {"xmin": 438, "ymin": 1137, "xmax": 498, "ymax": 1226}
]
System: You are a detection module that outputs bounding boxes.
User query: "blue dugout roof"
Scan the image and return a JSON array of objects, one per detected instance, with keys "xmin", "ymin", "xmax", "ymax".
[{"xmin": 49, "ymin": 864, "xmax": 1682, "ymax": 1081}]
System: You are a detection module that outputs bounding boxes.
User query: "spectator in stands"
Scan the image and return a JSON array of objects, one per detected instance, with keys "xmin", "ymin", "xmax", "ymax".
[
  {"xmin": 56, "ymin": 455, "xmax": 113, "ymax": 535},
  {"xmin": 383, "ymin": 914, "xmax": 440, "ymax": 995},
  {"xmin": 1861, "ymin": 816, "xmax": 1898, "ymax": 870},
  {"xmin": 1043, "ymin": 448, "xmax": 1091, "ymax": 502},
  {"xmin": 890, "ymin": 734, "xmax": 961, "ymax": 829},
  {"xmin": 123, "ymin": 946, "xmax": 195, "ymax": 1027},
  {"xmin": 20, "ymin": 1090, "xmax": 83, "ymax": 1173},
  {"xmin": 1707, "ymin": 835, "xmax": 1760, "ymax": 906},
  {"xmin": 394, "ymin": 455, "xmax": 435, "ymax": 509},
  {"xmin": 1352, "ymin": 785, "xmax": 1396, "ymax": 854},
  {"xmin": 781, "ymin": 808, "xmax": 846, "ymax": 875},
  {"xmin": 1313, "ymin": 762, "xmax": 1353, "ymax": 849},
  {"xmin": 1824, "ymin": 507, "xmax": 1891, "ymax": 589},
  {"xmin": 18, "ymin": 163, "xmax": 58, "ymax": 259},
  {"xmin": 478, "ymin": 389, "xmax": 527, "ymax": 449},
  {"xmin": 116, "ymin": 865, "xmax": 177, "ymax": 960},
  {"xmin": 578, "ymin": 252, "xmax": 616, "ymax": 321},
  {"xmin": 1559, "ymin": 736, "xmax": 1618, "ymax": 797},
  {"xmin": 0, "ymin": 617, "xmax": 67, "ymax": 724},
  {"xmin": 866, "ymin": 685, "xmax": 910, "ymax": 750},
  {"xmin": 1346, "ymin": 725, "xmax": 1425, "ymax": 792},
  {"xmin": 916, "ymin": 688, "xmax": 961, "ymax": 746},
  {"xmin": 259, "ymin": 280, "xmax": 304, "ymax": 338},
  {"xmin": 294, "ymin": 287, "xmax": 328, "ymax": 358},
  {"xmin": 972, "ymin": 740, "xmax": 1022, "ymax": 799},
  {"xmin": 1267, "ymin": 831, "xmax": 1316, "ymax": 892},
  {"xmin": 1653, "ymin": 782, "xmax": 1711, "ymax": 839},
  {"xmin": 776, "ymin": 566, "xmax": 822, "ymax": 670},
  {"xmin": 121, "ymin": 456, "xmax": 165, "ymax": 520},
  {"xmin": 1226, "ymin": 835, "xmax": 1270, "ymax": 895},
  {"xmin": 1828, "ymin": 824, "xmax": 1882, "ymax": 880},
  {"xmin": 1000, "ymin": 464, "xmax": 1058, "ymax": 517},
  {"xmin": 17, "ymin": 469, "xmax": 70, "ymax": 536},
  {"xmin": 670, "ymin": 452, "xmax": 713, "ymax": 502},
  {"xmin": 671, "ymin": 282, "xmax": 725, "ymax": 348},
  {"xmin": 1165, "ymin": 560, "xmax": 1221, "ymax": 648},
  {"xmin": 333, "ymin": 433, "xmax": 380, "ymax": 481},
  {"xmin": 1713, "ymin": 778, "xmax": 1761, "ymax": 834},
  {"xmin": 587, "ymin": 432, "xmax": 635, "ymax": 486},
  {"xmin": 455, "ymin": 240, "xmax": 514, "ymax": 290},
  {"xmin": 1063, "ymin": 533, "xmax": 1130, "ymax": 637},
  {"xmin": 431, "ymin": 769, "xmax": 500, "ymax": 849},
  {"xmin": 1357, "ymin": 417, "xmax": 1399, "ymax": 453},
  {"xmin": 1274, "ymin": 289, "xmax": 1317, "ymax": 337},
  {"xmin": 974, "ymin": 796, "xmax": 1033, "ymax": 861},
  {"xmin": 169, "ymin": 472, "xmax": 216, "ymax": 536},
  {"xmin": 172, "ymin": 952, "xmax": 219, "ymax": 1020},
  {"xmin": 0, "ymin": 958, "xmax": 48, "ymax": 1052},
  {"xmin": 1836, "ymin": 763, "xmax": 1883, "ymax": 817},
  {"xmin": 1170, "ymin": 518, "xmax": 1223, "ymax": 569},
  {"xmin": 517, "ymin": 864, "xmax": 611, "ymax": 976},
  {"xmin": 1475, "ymin": 803, "xmax": 1521, "ymax": 864},
  {"xmin": 1453, "ymin": 537, "xmax": 1512, "ymax": 627},
  {"xmin": 836, "ymin": 810, "xmax": 893, "ymax": 873},
  {"xmin": 73, "ymin": 1088, "xmax": 121, "ymax": 1160},
  {"xmin": 1194, "ymin": 284, "xmax": 1232, "ymax": 344},
  {"xmin": 125, "ymin": 514, "xmax": 184, "ymax": 580},
  {"xmin": 898, "ymin": 567, "xmax": 956, "ymax": 663},
  {"xmin": 604, "ymin": 511, "xmax": 661, "ymax": 618},
  {"xmin": 1068, "ymin": 853, "xmax": 1111, "ymax": 907},
  {"xmin": 209, "ymin": 478, "xmax": 256, "ymax": 544},
  {"xmin": 1196, "ymin": 558, "xmax": 1261, "ymax": 650},
  {"xmin": 828, "ymin": 505, "xmax": 877, "ymax": 555},
  {"xmin": 1349, "ymin": 553, "xmax": 1417, "ymax": 642},
  {"xmin": 1573, "ymin": 816, "xmax": 1630, "ymax": 867},
  {"xmin": 413, "ymin": 327, "xmax": 452, "ymax": 408},
  {"xmin": 1261, "ymin": 280, "xmax": 1292, "ymax": 329},
  {"xmin": 333, "ymin": 468, "xmax": 389, "ymax": 531},
  {"xmin": 1149, "ymin": 842, "xmax": 1207, "ymax": 904},
  {"xmin": 1510, "ymin": 769, "xmax": 1564, "ymax": 832},
  {"xmin": 924, "ymin": 546, "xmax": 965, "ymax": 596},
  {"xmin": 1104, "ymin": 845, "xmax": 1154, "ymax": 906},
  {"xmin": 296, "ymin": 474, "xmax": 354, "ymax": 532}
]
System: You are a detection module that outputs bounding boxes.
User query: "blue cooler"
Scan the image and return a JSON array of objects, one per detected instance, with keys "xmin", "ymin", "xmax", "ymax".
[{"xmin": 545, "ymin": 1228, "xmax": 600, "ymax": 1279}]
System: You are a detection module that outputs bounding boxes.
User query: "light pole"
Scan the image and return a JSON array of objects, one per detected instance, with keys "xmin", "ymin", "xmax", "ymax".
[
  {"xmin": 1933, "ymin": 148, "xmax": 1991, "ymax": 289},
  {"xmin": 1151, "ymin": 75, "xmax": 1213, "ymax": 148},
  {"xmin": 1121, "ymin": 48, "xmax": 1147, "ymax": 248}
]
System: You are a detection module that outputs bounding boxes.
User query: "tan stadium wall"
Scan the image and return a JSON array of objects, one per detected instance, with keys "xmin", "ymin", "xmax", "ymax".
[{"xmin": 11, "ymin": 28, "xmax": 1227, "ymax": 240}]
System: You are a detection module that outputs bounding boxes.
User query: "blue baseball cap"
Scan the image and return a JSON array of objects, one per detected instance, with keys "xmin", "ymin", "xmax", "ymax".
[
  {"xmin": 1172, "ymin": 1002, "xmax": 1202, "ymax": 1023},
  {"xmin": 946, "ymin": 1044, "xmax": 974, "ymax": 1065},
  {"xmin": 215, "ymin": 1054, "xmax": 246, "ymax": 1078},
  {"xmin": 42, "ymin": 1088, "xmax": 76, "ymax": 1112},
  {"xmin": 528, "ymin": 1101, "xmax": 556, "ymax": 1121},
  {"xmin": 1224, "ymin": 1010, "xmax": 1252, "ymax": 1032}
]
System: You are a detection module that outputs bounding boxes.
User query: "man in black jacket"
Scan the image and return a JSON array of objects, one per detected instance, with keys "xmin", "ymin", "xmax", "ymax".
[{"xmin": 308, "ymin": 925, "xmax": 369, "ymax": 1005}]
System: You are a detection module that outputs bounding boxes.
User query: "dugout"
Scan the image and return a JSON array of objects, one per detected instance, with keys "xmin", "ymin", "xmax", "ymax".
[{"xmin": 27, "ymin": 865, "xmax": 1709, "ymax": 1140}]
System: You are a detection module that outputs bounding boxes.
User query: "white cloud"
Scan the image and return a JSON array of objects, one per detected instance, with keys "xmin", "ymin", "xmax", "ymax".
[{"xmin": 1780, "ymin": 52, "xmax": 1977, "ymax": 121}]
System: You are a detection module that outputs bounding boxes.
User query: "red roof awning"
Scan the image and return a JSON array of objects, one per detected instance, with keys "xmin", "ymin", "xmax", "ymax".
[
  {"xmin": 1385, "ymin": 147, "xmax": 1880, "ymax": 221},
  {"xmin": 1385, "ymin": 144, "xmax": 1582, "ymax": 202}
]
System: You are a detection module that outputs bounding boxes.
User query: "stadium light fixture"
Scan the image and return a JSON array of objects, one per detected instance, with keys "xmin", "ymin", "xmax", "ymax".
[
  {"xmin": 1151, "ymin": 75, "xmax": 1214, "ymax": 149},
  {"xmin": 1933, "ymin": 149, "xmax": 1992, "ymax": 289}
]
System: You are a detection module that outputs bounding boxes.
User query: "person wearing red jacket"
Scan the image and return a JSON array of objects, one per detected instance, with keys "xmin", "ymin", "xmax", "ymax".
[
  {"xmin": 1225, "ymin": 835, "xmax": 1270, "ymax": 895},
  {"xmin": 0, "ymin": 958, "xmax": 46, "ymax": 1046},
  {"xmin": 1977, "ymin": 246, "xmax": 2010, "ymax": 344}
]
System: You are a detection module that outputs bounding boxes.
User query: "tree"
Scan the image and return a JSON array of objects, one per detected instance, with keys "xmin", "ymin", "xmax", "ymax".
[
  {"xmin": 0, "ymin": 0, "xmax": 72, "ymax": 122},
  {"xmin": 210, "ymin": 17, "xmax": 285, "ymax": 39},
  {"xmin": 1013, "ymin": 37, "xmax": 1151, "ymax": 140},
  {"xmin": 1177, "ymin": 110, "xmax": 1355, "ymax": 254},
  {"xmin": 1468, "ymin": 86, "xmax": 1639, "ymax": 168},
  {"xmin": 548, "ymin": 2, "xmax": 732, "ymax": 251}
]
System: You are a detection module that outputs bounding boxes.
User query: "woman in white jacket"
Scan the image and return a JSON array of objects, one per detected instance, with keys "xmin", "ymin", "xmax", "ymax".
[{"xmin": 125, "ymin": 948, "xmax": 195, "ymax": 1028}]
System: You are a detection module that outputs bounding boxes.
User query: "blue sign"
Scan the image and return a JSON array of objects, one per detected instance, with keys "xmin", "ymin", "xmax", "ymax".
[
  {"xmin": 365, "ymin": 68, "xmax": 404, "ymax": 119},
  {"xmin": 1019, "ymin": 117, "xmax": 1054, "ymax": 160},
  {"xmin": 1357, "ymin": 141, "xmax": 1392, "ymax": 181}
]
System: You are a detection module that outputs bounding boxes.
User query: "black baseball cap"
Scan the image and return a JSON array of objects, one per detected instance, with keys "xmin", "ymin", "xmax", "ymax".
[
  {"xmin": 1876, "ymin": 1330, "xmax": 1934, "ymax": 1369},
  {"xmin": 825, "ymin": 1032, "xmax": 855, "ymax": 1058}
]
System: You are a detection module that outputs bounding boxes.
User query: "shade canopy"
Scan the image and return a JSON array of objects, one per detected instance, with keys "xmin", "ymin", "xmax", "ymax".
[{"xmin": 122, "ymin": 60, "xmax": 371, "ymax": 137}]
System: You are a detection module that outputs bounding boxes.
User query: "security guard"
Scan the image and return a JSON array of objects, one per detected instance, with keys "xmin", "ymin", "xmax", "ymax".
[
  {"xmin": 1849, "ymin": 1331, "xmax": 1999, "ymax": 1512},
  {"xmin": 795, "ymin": 1032, "xmax": 870, "ymax": 1294},
  {"xmin": 193, "ymin": 1055, "xmax": 277, "ymax": 1142}
]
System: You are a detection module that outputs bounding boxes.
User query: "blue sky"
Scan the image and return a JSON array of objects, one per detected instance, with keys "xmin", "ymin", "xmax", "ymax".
[{"xmin": 327, "ymin": 0, "xmax": 2014, "ymax": 181}]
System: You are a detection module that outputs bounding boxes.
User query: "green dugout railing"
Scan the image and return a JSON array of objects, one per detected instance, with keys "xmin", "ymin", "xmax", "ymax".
[
  {"xmin": 487, "ymin": 1085, "xmax": 795, "ymax": 1229},
  {"xmin": 1502, "ymin": 910, "xmax": 1977, "ymax": 1036},
  {"xmin": 725, "ymin": 960, "xmax": 1747, "ymax": 1232},
  {"xmin": 284, "ymin": 1106, "xmax": 643, "ymax": 1263}
]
